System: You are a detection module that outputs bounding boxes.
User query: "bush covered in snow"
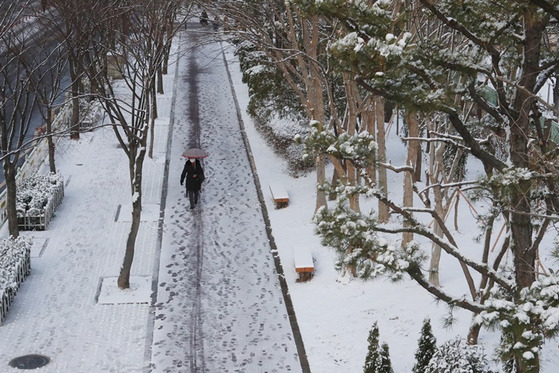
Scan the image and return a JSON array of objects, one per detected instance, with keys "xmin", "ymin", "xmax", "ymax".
[
  {"xmin": 16, "ymin": 172, "xmax": 64, "ymax": 230},
  {"xmin": 234, "ymin": 40, "xmax": 313, "ymax": 175},
  {"xmin": 425, "ymin": 337, "xmax": 494, "ymax": 373},
  {"xmin": 0, "ymin": 236, "xmax": 31, "ymax": 323}
]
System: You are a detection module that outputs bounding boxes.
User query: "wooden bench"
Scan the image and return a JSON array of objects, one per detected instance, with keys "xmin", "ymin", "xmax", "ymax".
[
  {"xmin": 294, "ymin": 247, "xmax": 314, "ymax": 282},
  {"xmin": 269, "ymin": 183, "xmax": 289, "ymax": 209}
]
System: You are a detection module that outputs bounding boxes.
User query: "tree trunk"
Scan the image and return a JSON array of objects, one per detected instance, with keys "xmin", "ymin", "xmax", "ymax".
[
  {"xmin": 315, "ymin": 153, "xmax": 327, "ymax": 213},
  {"xmin": 402, "ymin": 110, "xmax": 418, "ymax": 247},
  {"xmin": 413, "ymin": 137, "xmax": 422, "ymax": 182},
  {"xmin": 47, "ymin": 109, "xmax": 56, "ymax": 173},
  {"xmin": 162, "ymin": 52, "xmax": 169, "ymax": 75},
  {"xmin": 329, "ymin": 170, "xmax": 338, "ymax": 201},
  {"xmin": 467, "ymin": 320, "xmax": 481, "ymax": 345},
  {"xmin": 68, "ymin": 59, "xmax": 81, "ymax": 140},
  {"xmin": 506, "ymin": 6, "xmax": 543, "ymax": 372},
  {"xmin": 147, "ymin": 84, "xmax": 154, "ymax": 159},
  {"xmin": 150, "ymin": 78, "xmax": 157, "ymax": 159},
  {"xmin": 429, "ymin": 184, "xmax": 443, "ymax": 287},
  {"xmin": 118, "ymin": 195, "xmax": 141, "ymax": 289},
  {"xmin": 509, "ymin": 4, "xmax": 540, "ymax": 290},
  {"xmin": 428, "ymin": 136, "xmax": 446, "ymax": 286},
  {"xmin": 375, "ymin": 97, "xmax": 389, "ymax": 223},
  {"xmin": 347, "ymin": 162, "xmax": 360, "ymax": 212},
  {"xmin": 151, "ymin": 76, "xmax": 158, "ymax": 119},
  {"xmin": 344, "ymin": 76, "xmax": 360, "ymax": 212},
  {"xmin": 3, "ymin": 161, "xmax": 19, "ymax": 238},
  {"xmin": 118, "ymin": 146, "xmax": 146, "ymax": 289},
  {"xmin": 157, "ymin": 65, "xmax": 164, "ymax": 94}
]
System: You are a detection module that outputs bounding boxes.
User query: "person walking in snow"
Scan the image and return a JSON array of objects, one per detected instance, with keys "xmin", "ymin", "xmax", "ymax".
[
  {"xmin": 212, "ymin": 16, "xmax": 220, "ymax": 31},
  {"xmin": 200, "ymin": 11, "xmax": 208, "ymax": 26},
  {"xmin": 180, "ymin": 158, "xmax": 204, "ymax": 209}
]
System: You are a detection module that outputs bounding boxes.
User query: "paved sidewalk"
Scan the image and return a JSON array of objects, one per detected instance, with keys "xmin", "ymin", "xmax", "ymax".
[{"xmin": 0, "ymin": 25, "xmax": 303, "ymax": 373}]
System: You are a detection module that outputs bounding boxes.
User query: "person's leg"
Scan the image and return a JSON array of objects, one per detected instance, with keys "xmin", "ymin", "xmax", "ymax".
[
  {"xmin": 194, "ymin": 190, "xmax": 199, "ymax": 205},
  {"xmin": 188, "ymin": 190, "xmax": 195, "ymax": 209}
]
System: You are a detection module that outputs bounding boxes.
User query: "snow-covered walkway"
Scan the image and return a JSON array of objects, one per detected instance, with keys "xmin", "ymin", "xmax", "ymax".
[
  {"xmin": 151, "ymin": 27, "xmax": 302, "ymax": 372},
  {"xmin": 0, "ymin": 25, "xmax": 302, "ymax": 372}
]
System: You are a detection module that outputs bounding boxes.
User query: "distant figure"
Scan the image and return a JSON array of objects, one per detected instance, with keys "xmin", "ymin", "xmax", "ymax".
[
  {"xmin": 222, "ymin": 16, "xmax": 229, "ymax": 31},
  {"xmin": 200, "ymin": 11, "xmax": 208, "ymax": 26},
  {"xmin": 212, "ymin": 16, "xmax": 220, "ymax": 31},
  {"xmin": 180, "ymin": 158, "xmax": 205, "ymax": 209}
]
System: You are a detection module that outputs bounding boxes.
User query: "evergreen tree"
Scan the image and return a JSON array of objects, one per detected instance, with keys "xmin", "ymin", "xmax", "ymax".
[
  {"xmin": 363, "ymin": 322, "xmax": 380, "ymax": 373},
  {"xmin": 413, "ymin": 318, "xmax": 437, "ymax": 373},
  {"xmin": 502, "ymin": 358, "xmax": 515, "ymax": 373},
  {"xmin": 363, "ymin": 322, "xmax": 393, "ymax": 373},
  {"xmin": 305, "ymin": 1, "xmax": 559, "ymax": 370},
  {"xmin": 378, "ymin": 342, "xmax": 394, "ymax": 373}
]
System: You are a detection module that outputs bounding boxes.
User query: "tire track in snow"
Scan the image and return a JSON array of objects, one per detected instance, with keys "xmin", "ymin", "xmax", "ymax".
[
  {"xmin": 186, "ymin": 39, "xmax": 206, "ymax": 372},
  {"xmin": 187, "ymin": 212, "xmax": 205, "ymax": 373}
]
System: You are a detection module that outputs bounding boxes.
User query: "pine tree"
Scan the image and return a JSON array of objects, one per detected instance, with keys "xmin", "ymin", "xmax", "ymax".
[
  {"xmin": 364, "ymin": 322, "xmax": 380, "ymax": 373},
  {"xmin": 502, "ymin": 358, "xmax": 515, "ymax": 373},
  {"xmin": 378, "ymin": 342, "xmax": 394, "ymax": 373},
  {"xmin": 413, "ymin": 318, "xmax": 437, "ymax": 373}
]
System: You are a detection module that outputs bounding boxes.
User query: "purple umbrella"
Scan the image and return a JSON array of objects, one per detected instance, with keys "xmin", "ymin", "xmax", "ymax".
[{"xmin": 182, "ymin": 148, "xmax": 209, "ymax": 159}]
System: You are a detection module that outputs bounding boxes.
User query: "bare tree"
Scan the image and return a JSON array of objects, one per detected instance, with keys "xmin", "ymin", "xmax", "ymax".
[
  {"xmin": 0, "ymin": 1, "xmax": 54, "ymax": 237},
  {"xmin": 75, "ymin": 0, "xmax": 185, "ymax": 289},
  {"xmin": 44, "ymin": 0, "xmax": 119, "ymax": 140},
  {"xmin": 24, "ymin": 39, "xmax": 69, "ymax": 174}
]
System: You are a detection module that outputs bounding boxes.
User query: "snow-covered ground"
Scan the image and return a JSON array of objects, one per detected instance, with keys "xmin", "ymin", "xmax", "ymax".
[{"xmin": 0, "ymin": 23, "xmax": 557, "ymax": 373}]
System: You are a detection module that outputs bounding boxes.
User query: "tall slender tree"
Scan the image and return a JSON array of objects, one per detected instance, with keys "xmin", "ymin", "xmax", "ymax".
[{"xmin": 364, "ymin": 322, "xmax": 381, "ymax": 373}]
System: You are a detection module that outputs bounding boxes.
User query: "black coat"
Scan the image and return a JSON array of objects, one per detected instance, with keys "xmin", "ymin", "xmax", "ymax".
[{"xmin": 180, "ymin": 159, "xmax": 204, "ymax": 191}]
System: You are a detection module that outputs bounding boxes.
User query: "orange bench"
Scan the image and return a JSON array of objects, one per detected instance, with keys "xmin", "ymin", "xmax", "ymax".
[
  {"xmin": 269, "ymin": 183, "xmax": 289, "ymax": 208},
  {"xmin": 294, "ymin": 247, "xmax": 314, "ymax": 282}
]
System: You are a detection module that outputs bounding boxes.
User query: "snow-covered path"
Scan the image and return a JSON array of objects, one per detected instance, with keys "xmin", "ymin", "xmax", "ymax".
[
  {"xmin": 150, "ymin": 27, "xmax": 301, "ymax": 372},
  {"xmin": 0, "ymin": 25, "xmax": 302, "ymax": 373}
]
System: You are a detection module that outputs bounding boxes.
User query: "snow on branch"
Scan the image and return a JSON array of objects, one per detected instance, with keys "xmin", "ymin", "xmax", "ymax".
[{"xmin": 379, "ymin": 161, "xmax": 413, "ymax": 173}]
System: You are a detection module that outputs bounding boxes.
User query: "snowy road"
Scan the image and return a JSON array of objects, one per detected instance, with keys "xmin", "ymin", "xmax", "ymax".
[{"xmin": 150, "ymin": 26, "xmax": 302, "ymax": 372}]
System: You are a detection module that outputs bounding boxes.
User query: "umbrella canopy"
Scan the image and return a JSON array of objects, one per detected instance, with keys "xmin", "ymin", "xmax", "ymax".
[{"xmin": 182, "ymin": 148, "xmax": 209, "ymax": 159}]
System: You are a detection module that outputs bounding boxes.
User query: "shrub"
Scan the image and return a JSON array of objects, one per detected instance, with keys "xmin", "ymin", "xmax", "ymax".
[
  {"xmin": 16, "ymin": 172, "xmax": 64, "ymax": 230},
  {"xmin": 425, "ymin": 337, "xmax": 494, "ymax": 373}
]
